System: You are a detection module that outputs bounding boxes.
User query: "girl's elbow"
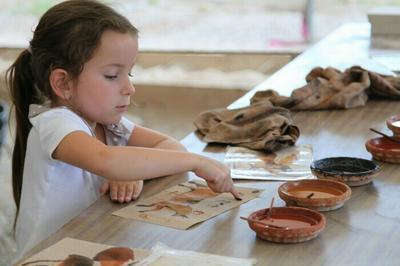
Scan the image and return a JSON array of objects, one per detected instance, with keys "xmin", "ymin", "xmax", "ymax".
[
  {"xmin": 177, "ymin": 142, "xmax": 187, "ymax": 152},
  {"xmin": 172, "ymin": 138, "xmax": 187, "ymax": 151}
]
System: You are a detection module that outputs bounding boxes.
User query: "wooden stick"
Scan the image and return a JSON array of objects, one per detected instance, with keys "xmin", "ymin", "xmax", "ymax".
[
  {"xmin": 240, "ymin": 216, "xmax": 288, "ymax": 230},
  {"xmin": 265, "ymin": 197, "xmax": 275, "ymax": 219},
  {"xmin": 370, "ymin": 128, "xmax": 400, "ymax": 143}
]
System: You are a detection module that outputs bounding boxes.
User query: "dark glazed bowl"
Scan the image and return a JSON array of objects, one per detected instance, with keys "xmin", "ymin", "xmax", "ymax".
[{"xmin": 310, "ymin": 157, "xmax": 379, "ymax": 186}]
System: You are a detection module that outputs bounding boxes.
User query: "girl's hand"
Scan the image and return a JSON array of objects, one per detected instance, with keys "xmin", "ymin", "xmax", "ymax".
[
  {"xmin": 194, "ymin": 157, "xmax": 242, "ymax": 200},
  {"xmin": 100, "ymin": 179, "xmax": 143, "ymax": 203}
]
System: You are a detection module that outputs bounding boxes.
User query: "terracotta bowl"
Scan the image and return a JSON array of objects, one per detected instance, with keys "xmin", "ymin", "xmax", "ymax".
[
  {"xmin": 278, "ymin": 179, "xmax": 351, "ymax": 211},
  {"xmin": 366, "ymin": 137, "xmax": 400, "ymax": 163},
  {"xmin": 386, "ymin": 115, "xmax": 400, "ymax": 140},
  {"xmin": 310, "ymin": 157, "xmax": 379, "ymax": 186},
  {"xmin": 245, "ymin": 207, "xmax": 326, "ymax": 243}
]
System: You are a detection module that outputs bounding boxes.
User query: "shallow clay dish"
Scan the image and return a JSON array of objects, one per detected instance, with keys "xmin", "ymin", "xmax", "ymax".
[
  {"xmin": 245, "ymin": 207, "xmax": 326, "ymax": 243},
  {"xmin": 278, "ymin": 179, "xmax": 351, "ymax": 211},
  {"xmin": 366, "ymin": 137, "xmax": 400, "ymax": 163},
  {"xmin": 386, "ymin": 115, "xmax": 400, "ymax": 140},
  {"xmin": 310, "ymin": 157, "xmax": 379, "ymax": 186}
]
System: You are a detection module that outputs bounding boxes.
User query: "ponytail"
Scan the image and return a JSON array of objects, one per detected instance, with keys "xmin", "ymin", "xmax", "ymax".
[{"xmin": 6, "ymin": 49, "xmax": 41, "ymax": 216}]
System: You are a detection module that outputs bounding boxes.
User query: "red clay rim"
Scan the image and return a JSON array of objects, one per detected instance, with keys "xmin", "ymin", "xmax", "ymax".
[
  {"xmin": 247, "ymin": 206, "xmax": 326, "ymax": 235},
  {"xmin": 366, "ymin": 137, "xmax": 400, "ymax": 152},
  {"xmin": 386, "ymin": 115, "xmax": 400, "ymax": 131},
  {"xmin": 278, "ymin": 179, "xmax": 351, "ymax": 208}
]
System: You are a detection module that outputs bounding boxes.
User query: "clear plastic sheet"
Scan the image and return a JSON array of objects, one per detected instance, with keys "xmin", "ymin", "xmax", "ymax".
[
  {"xmin": 224, "ymin": 145, "xmax": 313, "ymax": 181},
  {"xmin": 137, "ymin": 242, "xmax": 256, "ymax": 266}
]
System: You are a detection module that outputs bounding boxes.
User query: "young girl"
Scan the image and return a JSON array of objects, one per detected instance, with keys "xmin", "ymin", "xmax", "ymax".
[{"xmin": 8, "ymin": 0, "xmax": 240, "ymax": 259}]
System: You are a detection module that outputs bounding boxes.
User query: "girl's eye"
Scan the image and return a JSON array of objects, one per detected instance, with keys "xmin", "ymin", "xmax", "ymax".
[{"xmin": 104, "ymin": 75, "xmax": 117, "ymax": 80}]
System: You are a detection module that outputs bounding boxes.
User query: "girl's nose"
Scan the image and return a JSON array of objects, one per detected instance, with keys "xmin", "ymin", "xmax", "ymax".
[{"xmin": 122, "ymin": 79, "xmax": 135, "ymax": 95}]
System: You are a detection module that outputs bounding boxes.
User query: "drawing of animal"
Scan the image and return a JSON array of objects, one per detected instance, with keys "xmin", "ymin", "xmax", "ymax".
[
  {"xmin": 136, "ymin": 182, "xmax": 230, "ymax": 218},
  {"xmin": 170, "ymin": 182, "xmax": 219, "ymax": 204},
  {"xmin": 137, "ymin": 200, "xmax": 192, "ymax": 218},
  {"xmin": 274, "ymin": 152, "xmax": 298, "ymax": 166}
]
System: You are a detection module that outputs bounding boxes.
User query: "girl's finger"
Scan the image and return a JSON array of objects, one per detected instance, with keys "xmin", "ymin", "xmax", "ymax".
[
  {"xmin": 110, "ymin": 183, "xmax": 118, "ymax": 201},
  {"xmin": 117, "ymin": 184, "xmax": 126, "ymax": 203},
  {"xmin": 125, "ymin": 183, "xmax": 134, "ymax": 202},
  {"xmin": 99, "ymin": 181, "xmax": 110, "ymax": 196},
  {"xmin": 222, "ymin": 177, "xmax": 231, "ymax": 192},
  {"xmin": 230, "ymin": 186, "xmax": 242, "ymax": 201},
  {"xmin": 132, "ymin": 181, "xmax": 143, "ymax": 200}
]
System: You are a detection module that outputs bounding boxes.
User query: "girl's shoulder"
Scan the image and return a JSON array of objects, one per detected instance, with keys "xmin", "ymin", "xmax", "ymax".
[
  {"xmin": 29, "ymin": 104, "xmax": 81, "ymax": 120},
  {"xmin": 28, "ymin": 104, "xmax": 92, "ymax": 134}
]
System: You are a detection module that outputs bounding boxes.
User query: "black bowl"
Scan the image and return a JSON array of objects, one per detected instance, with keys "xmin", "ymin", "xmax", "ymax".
[{"xmin": 310, "ymin": 157, "xmax": 379, "ymax": 186}]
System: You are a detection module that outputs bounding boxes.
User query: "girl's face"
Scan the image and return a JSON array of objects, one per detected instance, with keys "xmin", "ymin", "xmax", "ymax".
[{"xmin": 70, "ymin": 30, "xmax": 138, "ymax": 126}]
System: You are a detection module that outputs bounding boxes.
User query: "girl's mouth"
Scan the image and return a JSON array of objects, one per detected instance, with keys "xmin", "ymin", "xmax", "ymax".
[{"xmin": 116, "ymin": 105, "xmax": 129, "ymax": 112}]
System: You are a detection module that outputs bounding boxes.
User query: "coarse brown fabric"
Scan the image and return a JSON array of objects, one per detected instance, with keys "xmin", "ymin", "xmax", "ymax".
[
  {"xmin": 194, "ymin": 101, "xmax": 299, "ymax": 152},
  {"xmin": 251, "ymin": 66, "xmax": 400, "ymax": 110},
  {"xmin": 194, "ymin": 65, "xmax": 400, "ymax": 151}
]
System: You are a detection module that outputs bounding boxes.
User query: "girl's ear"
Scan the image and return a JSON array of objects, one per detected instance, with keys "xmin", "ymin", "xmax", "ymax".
[{"xmin": 49, "ymin": 68, "xmax": 73, "ymax": 100}]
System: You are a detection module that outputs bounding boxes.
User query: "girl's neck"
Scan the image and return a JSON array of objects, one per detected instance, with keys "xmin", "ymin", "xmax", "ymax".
[{"xmin": 52, "ymin": 102, "xmax": 98, "ymax": 136}]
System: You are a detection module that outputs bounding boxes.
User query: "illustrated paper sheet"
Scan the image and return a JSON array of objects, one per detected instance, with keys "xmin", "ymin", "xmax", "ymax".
[
  {"xmin": 224, "ymin": 144, "xmax": 313, "ymax": 181},
  {"xmin": 112, "ymin": 180, "xmax": 262, "ymax": 230},
  {"xmin": 18, "ymin": 237, "xmax": 148, "ymax": 266}
]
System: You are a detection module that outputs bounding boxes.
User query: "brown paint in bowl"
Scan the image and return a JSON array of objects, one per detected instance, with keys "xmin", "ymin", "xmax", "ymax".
[
  {"xmin": 278, "ymin": 179, "xmax": 351, "ymax": 211},
  {"xmin": 258, "ymin": 215, "xmax": 315, "ymax": 229},
  {"xmin": 291, "ymin": 190, "xmax": 334, "ymax": 198},
  {"xmin": 245, "ymin": 206, "xmax": 326, "ymax": 243}
]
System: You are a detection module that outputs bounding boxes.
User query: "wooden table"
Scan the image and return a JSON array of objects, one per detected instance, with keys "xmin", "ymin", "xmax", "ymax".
[{"xmin": 21, "ymin": 23, "xmax": 400, "ymax": 266}]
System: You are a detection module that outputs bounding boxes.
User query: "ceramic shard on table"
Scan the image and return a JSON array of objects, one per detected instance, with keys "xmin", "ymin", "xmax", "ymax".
[
  {"xmin": 18, "ymin": 237, "xmax": 149, "ymax": 266},
  {"xmin": 112, "ymin": 180, "xmax": 262, "ymax": 230},
  {"xmin": 224, "ymin": 144, "xmax": 313, "ymax": 181}
]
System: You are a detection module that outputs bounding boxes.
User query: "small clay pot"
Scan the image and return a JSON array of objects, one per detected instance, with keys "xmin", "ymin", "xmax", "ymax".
[
  {"xmin": 310, "ymin": 157, "xmax": 379, "ymax": 186},
  {"xmin": 366, "ymin": 137, "xmax": 400, "ymax": 163},
  {"xmin": 278, "ymin": 179, "xmax": 351, "ymax": 211},
  {"xmin": 386, "ymin": 115, "xmax": 400, "ymax": 141},
  {"xmin": 245, "ymin": 207, "xmax": 326, "ymax": 243}
]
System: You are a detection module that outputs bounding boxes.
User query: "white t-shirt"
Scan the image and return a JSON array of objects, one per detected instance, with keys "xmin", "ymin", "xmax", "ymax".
[{"xmin": 14, "ymin": 105, "xmax": 134, "ymax": 260}]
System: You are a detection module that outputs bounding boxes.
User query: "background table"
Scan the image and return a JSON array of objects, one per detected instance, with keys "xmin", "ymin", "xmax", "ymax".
[{"xmin": 21, "ymin": 23, "xmax": 400, "ymax": 266}]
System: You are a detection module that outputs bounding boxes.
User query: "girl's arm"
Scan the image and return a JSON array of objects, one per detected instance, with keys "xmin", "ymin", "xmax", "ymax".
[
  {"xmin": 127, "ymin": 125, "xmax": 186, "ymax": 151},
  {"xmin": 53, "ymin": 131, "xmax": 241, "ymax": 199},
  {"xmin": 104, "ymin": 125, "xmax": 184, "ymax": 203}
]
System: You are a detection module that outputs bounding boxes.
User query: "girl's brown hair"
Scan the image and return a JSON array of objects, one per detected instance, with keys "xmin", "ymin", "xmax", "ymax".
[{"xmin": 6, "ymin": 0, "xmax": 138, "ymax": 218}]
